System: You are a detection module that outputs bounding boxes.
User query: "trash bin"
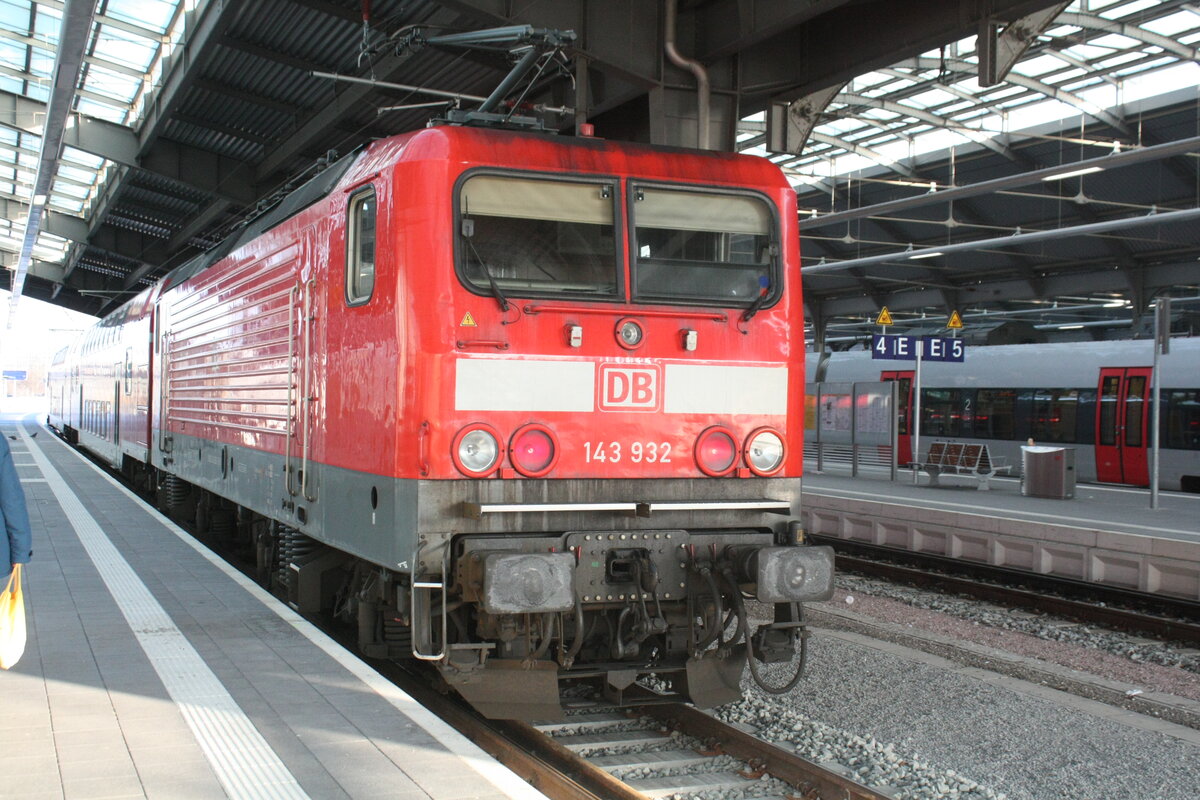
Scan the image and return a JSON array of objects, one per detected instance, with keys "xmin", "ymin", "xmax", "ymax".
[{"xmin": 1021, "ymin": 446, "xmax": 1076, "ymax": 499}]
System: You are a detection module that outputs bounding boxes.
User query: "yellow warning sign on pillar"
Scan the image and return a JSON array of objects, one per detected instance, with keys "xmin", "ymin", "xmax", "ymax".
[
  {"xmin": 876, "ymin": 306, "xmax": 894, "ymax": 326},
  {"xmin": 947, "ymin": 310, "xmax": 964, "ymax": 329},
  {"xmin": 460, "ymin": 312, "xmax": 477, "ymax": 327}
]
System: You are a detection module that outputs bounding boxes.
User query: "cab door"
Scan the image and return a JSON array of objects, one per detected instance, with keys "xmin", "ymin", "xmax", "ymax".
[
  {"xmin": 881, "ymin": 369, "xmax": 914, "ymax": 465},
  {"xmin": 1096, "ymin": 366, "xmax": 1151, "ymax": 486}
]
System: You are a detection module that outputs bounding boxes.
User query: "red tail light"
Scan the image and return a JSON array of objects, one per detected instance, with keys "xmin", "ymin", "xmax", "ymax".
[
  {"xmin": 695, "ymin": 426, "xmax": 737, "ymax": 476},
  {"xmin": 510, "ymin": 424, "xmax": 558, "ymax": 477}
]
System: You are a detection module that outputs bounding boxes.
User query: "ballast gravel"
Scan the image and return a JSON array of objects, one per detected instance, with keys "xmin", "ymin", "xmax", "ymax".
[
  {"xmin": 711, "ymin": 633, "xmax": 1200, "ymax": 800},
  {"xmin": 836, "ymin": 573, "xmax": 1200, "ymax": 674}
]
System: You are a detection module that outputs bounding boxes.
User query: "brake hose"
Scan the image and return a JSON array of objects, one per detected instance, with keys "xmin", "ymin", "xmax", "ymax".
[
  {"xmin": 693, "ymin": 567, "xmax": 724, "ymax": 652},
  {"xmin": 725, "ymin": 571, "xmax": 808, "ymax": 695}
]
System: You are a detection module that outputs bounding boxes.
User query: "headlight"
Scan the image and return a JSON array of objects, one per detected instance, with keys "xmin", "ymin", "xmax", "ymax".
[
  {"xmin": 695, "ymin": 426, "xmax": 737, "ymax": 476},
  {"xmin": 615, "ymin": 318, "xmax": 644, "ymax": 349},
  {"xmin": 453, "ymin": 425, "xmax": 500, "ymax": 477},
  {"xmin": 755, "ymin": 546, "xmax": 835, "ymax": 603},
  {"xmin": 482, "ymin": 552, "xmax": 575, "ymax": 614},
  {"xmin": 510, "ymin": 424, "xmax": 558, "ymax": 477},
  {"xmin": 744, "ymin": 428, "xmax": 785, "ymax": 475}
]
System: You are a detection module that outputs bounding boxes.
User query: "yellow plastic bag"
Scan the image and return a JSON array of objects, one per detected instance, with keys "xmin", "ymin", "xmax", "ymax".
[{"xmin": 0, "ymin": 564, "xmax": 26, "ymax": 669}]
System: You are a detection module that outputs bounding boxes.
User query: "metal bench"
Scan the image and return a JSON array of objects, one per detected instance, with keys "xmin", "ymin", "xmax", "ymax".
[{"xmin": 917, "ymin": 441, "xmax": 1010, "ymax": 490}]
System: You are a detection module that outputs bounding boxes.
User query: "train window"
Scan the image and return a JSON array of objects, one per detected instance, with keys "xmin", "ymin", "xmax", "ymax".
[
  {"xmin": 973, "ymin": 388, "xmax": 1016, "ymax": 440},
  {"xmin": 457, "ymin": 173, "xmax": 619, "ymax": 299},
  {"xmin": 346, "ymin": 187, "xmax": 377, "ymax": 305},
  {"xmin": 1098, "ymin": 375, "xmax": 1120, "ymax": 446},
  {"xmin": 1031, "ymin": 388, "xmax": 1081, "ymax": 443},
  {"xmin": 1124, "ymin": 375, "xmax": 1147, "ymax": 448},
  {"xmin": 630, "ymin": 185, "xmax": 777, "ymax": 307},
  {"xmin": 1074, "ymin": 389, "xmax": 1097, "ymax": 444},
  {"xmin": 919, "ymin": 389, "xmax": 965, "ymax": 437},
  {"xmin": 1165, "ymin": 390, "xmax": 1200, "ymax": 450}
]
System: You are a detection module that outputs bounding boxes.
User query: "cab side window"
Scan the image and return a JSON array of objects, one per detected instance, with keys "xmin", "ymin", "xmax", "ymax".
[{"xmin": 346, "ymin": 188, "xmax": 377, "ymax": 305}]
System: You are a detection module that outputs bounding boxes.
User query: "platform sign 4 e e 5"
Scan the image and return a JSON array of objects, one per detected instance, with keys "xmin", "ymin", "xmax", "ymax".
[{"xmin": 872, "ymin": 334, "xmax": 965, "ymax": 362}]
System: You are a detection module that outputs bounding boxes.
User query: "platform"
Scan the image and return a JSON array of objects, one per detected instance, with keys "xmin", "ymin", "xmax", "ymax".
[
  {"xmin": 802, "ymin": 467, "xmax": 1200, "ymax": 600},
  {"xmin": 1, "ymin": 416, "xmax": 545, "ymax": 800}
]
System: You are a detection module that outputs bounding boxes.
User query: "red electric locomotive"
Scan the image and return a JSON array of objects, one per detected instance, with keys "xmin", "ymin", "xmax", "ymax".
[{"xmin": 49, "ymin": 124, "xmax": 833, "ymax": 719}]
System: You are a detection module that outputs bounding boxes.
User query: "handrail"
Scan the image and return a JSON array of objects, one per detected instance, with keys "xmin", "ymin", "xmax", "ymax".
[
  {"xmin": 301, "ymin": 278, "xmax": 317, "ymax": 502},
  {"xmin": 284, "ymin": 283, "xmax": 299, "ymax": 497},
  {"xmin": 523, "ymin": 303, "xmax": 727, "ymax": 322}
]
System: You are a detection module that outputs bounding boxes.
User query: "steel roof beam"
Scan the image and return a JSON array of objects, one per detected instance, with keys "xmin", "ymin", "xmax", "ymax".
[
  {"xmin": 0, "ymin": 90, "xmax": 257, "ymax": 207},
  {"xmin": 802, "ymin": 205, "xmax": 1200, "ymax": 275},
  {"xmin": 136, "ymin": 0, "xmax": 241, "ymax": 155},
  {"xmin": 799, "ymin": 134, "xmax": 1200, "ymax": 230},
  {"xmin": 1055, "ymin": 11, "xmax": 1200, "ymax": 61},
  {"xmin": 813, "ymin": 260, "xmax": 1199, "ymax": 317},
  {"xmin": 895, "ymin": 56, "xmax": 1133, "ymax": 137},
  {"xmin": 0, "ymin": 198, "xmax": 87, "ymax": 242},
  {"xmin": 8, "ymin": 0, "xmax": 93, "ymax": 310}
]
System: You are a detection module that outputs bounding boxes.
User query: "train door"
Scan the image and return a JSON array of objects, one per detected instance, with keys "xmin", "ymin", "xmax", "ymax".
[
  {"xmin": 1096, "ymin": 366, "xmax": 1151, "ymax": 486},
  {"xmin": 881, "ymin": 369, "xmax": 914, "ymax": 464}
]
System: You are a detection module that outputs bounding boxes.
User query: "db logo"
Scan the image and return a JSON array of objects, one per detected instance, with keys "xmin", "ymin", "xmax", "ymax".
[{"xmin": 598, "ymin": 364, "xmax": 661, "ymax": 412}]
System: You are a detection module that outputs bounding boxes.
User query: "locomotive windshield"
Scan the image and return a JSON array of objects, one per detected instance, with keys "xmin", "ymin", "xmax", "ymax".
[
  {"xmin": 631, "ymin": 185, "xmax": 776, "ymax": 307},
  {"xmin": 458, "ymin": 174, "xmax": 620, "ymax": 298}
]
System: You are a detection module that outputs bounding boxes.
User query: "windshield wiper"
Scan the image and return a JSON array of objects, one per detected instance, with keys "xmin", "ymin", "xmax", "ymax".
[
  {"xmin": 741, "ymin": 274, "xmax": 772, "ymax": 322},
  {"xmin": 462, "ymin": 218, "xmax": 509, "ymax": 312}
]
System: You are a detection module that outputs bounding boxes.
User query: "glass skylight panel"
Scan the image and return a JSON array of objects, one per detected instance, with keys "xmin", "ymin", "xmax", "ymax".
[
  {"xmin": 1011, "ymin": 54, "xmax": 1068, "ymax": 77},
  {"xmin": 52, "ymin": 181, "xmax": 88, "ymax": 199},
  {"xmin": 92, "ymin": 23, "xmax": 157, "ymax": 71},
  {"xmin": 32, "ymin": 4, "xmax": 61, "ymax": 45},
  {"xmin": 851, "ymin": 71, "xmax": 893, "ymax": 89},
  {"xmin": 1088, "ymin": 32, "xmax": 1143, "ymax": 51},
  {"xmin": 906, "ymin": 88, "xmax": 959, "ymax": 107},
  {"xmin": 1043, "ymin": 24, "xmax": 1082, "ymax": 37},
  {"xmin": 74, "ymin": 96, "xmax": 126, "ymax": 123},
  {"xmin": 1096, "ymin": 50, "xmax": 1149, "ymax": 70},
  {"xmin": 61, "ymin": 147, "xmax": 104, "ymax": 170},
  {"xmin": 1099, "ymin": 0, "xmax": 1158, "ymax": 19},
  {"xmin": 105, "ymin": 0, "xmax": 175, "ymax": 33},
  {"xmin": 82, "ymin": 65, "xmax": 141, "ymax": 104},
  {"xmin": 0, "ymin": 3, "xmax": 31, "ymax": 29}
]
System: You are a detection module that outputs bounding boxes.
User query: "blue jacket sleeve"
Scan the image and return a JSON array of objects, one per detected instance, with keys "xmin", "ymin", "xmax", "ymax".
[{"xmin": 0, "ymin": 436, "xmax": 32, "ymax": 566}]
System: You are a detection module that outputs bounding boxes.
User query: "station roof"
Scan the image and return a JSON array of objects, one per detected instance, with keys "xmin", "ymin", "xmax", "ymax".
[{"xmin": 0, "ymin": 0, "xmax": 1195, "ymax": 344}]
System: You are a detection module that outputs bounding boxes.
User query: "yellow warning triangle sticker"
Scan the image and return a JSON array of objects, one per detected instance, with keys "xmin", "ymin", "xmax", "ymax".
[
  {"xmin": 947, "ymin": 310, "xmax": 964, "ymax": 329},
  {"xmin": 876, "ymin": 306, "xmax": 894, "ymax": 326},
  {"xmin": 460, "ymin": 312, "xmax": 477, "ymax": 327}
]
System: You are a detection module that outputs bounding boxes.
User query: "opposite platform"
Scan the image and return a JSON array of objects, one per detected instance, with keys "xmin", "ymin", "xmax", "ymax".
[
  {"xmin": 0, "ymin": 415, "xmax": 546, "ymax": 800},
  {"xmin": 803, "ymin": 468, "xmax": 1200, "ymax": 599}
]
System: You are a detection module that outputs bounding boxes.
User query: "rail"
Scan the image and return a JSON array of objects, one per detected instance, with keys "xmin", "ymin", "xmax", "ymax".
[{"xmin": 814, "ymin": 536, "xmax": 1200, "ymax": 641}]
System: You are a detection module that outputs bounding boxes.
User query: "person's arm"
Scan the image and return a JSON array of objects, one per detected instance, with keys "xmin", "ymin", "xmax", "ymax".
[{"xmin": 0, "ymin": 439, "xmax": 32, "ymax": 567}]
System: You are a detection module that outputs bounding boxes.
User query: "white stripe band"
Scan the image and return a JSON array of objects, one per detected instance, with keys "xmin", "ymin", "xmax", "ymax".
[
  {"xmin": 456, "ymin": 358, "xmax": 789, "ymax": 415},
  {"xmin": 21, "ymin": 428, "xmax": 310, "ymax": 800},
  {"xmin": 36, "ymin": 426, "xmax": 547, "ymax": 800},
  {"xmin": 456, "ymin": 358, "xmax": 594, "ymax": 411},
  {"xmin": 665, "ymin": 364, "xmax": 788, "ymax": 415}
]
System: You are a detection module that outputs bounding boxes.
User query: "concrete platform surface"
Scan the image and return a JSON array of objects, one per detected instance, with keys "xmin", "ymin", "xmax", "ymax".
[{"xmin": 0, "ymin": 416, "xmax": 545, "ymax": 800}]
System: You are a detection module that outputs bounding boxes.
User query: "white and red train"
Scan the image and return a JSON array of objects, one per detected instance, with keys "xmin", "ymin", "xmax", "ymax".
[
  {"xmin": 810, "ymin": 338, "xmax": 1200, "ymax": 492},
  {"xmin": 48, "ymin": 126, "xmax": 831, "ymax": 718}
]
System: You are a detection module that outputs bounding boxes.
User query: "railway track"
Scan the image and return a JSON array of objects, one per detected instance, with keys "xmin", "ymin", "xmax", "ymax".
[
  {"xmin": 811, "ymin": 535, "xmax": 1200, "ymax": 643},
  {"xmin": 385, "ymin": 661, "xmax": 892, "ymax": 800}
]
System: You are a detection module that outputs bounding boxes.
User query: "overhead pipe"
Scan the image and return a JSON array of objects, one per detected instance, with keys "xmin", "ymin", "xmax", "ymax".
[{"xmin": 664, "ymin": 0, "xmax": 711, "ymax": 150}]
